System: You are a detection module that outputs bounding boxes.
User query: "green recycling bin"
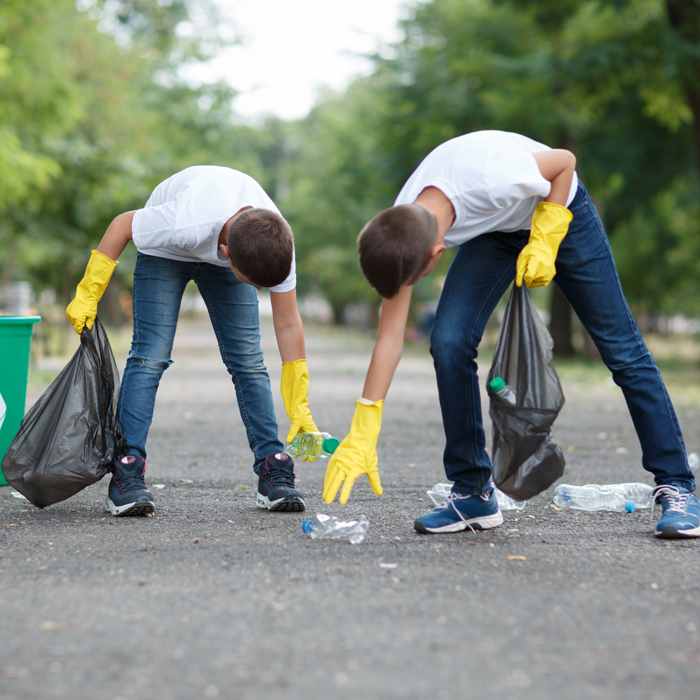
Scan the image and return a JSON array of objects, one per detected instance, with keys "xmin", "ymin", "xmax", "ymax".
[{"xmin": 0, "ymin": 316, "xmax": 41, "ymax": 486}]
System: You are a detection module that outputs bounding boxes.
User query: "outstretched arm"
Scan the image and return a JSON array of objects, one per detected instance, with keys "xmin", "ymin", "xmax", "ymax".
[
  {"xmin": 271, "ymin": 289, "xmax": 319, "ymax": 444},
  {"xmin": 323, "ymin": 285, "xmax": 413, "ymax": 504},
  {"xmin": 361, "ymin": 285, "xmax": 413, "ymax": 401},
  {"xmin": 270, "ymin": 288, "xmax": 306, "ymax": 362}
]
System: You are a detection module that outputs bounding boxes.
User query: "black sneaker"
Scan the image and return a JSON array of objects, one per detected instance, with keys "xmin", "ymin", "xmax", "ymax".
[
  {"xmin": 106, "ymin": 455, "xmax": 155, "ymax": 516},
  {"xmin": 256, "ymin": 452, "xmax": 305, "ymax": 512}
]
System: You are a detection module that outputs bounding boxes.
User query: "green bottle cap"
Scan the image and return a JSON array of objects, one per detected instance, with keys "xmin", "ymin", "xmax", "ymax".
[
  {"xmin": 323, "ymin": 437, "xmax": 340, "ymax": 454},
  {"xmin": 489, "ymin": 377, "xmax": 506, "ymax": 392}
]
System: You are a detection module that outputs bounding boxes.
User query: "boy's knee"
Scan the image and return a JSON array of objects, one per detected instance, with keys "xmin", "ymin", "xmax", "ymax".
[{"xmin": 126, "ymin": 353, "xmax": 173, "ymax": 373}]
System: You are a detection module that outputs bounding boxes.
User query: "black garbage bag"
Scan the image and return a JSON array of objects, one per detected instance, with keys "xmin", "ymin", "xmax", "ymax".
[
  {"xmin": 2, "ymin": 318, "xmax": 126, "ymax": 508},
  {"xmin": 486, "ymin": 285, "xmax": 565, "ymax": 501}
]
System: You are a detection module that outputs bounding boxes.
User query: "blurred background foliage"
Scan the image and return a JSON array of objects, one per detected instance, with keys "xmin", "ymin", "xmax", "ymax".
[{"xmin": 1, "ymin": 0, "xmax": 699, "ymax": 353}]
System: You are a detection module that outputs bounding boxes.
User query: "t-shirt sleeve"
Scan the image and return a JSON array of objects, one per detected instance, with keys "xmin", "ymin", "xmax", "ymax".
[
  {"xmin": 485, "ymin": 151, "xmax": 551, "ymax": 209},
  {"xmin": 131, "ymin": 199, "xmax": 181, "ymax": 250},
  {"xmin": 132, "ymin": 196, "xmax": 217, "ymax": 252},
  {"xmin": 269, "ymin": 251, "xmax": 296, "ymax": 293}
]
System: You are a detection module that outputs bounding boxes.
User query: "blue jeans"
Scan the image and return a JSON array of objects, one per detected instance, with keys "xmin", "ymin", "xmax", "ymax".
[
  {"xmin": 118, "ymin": 252, "xmax": 284, "ymax": 473},
  {"xmin": 430, "ymin": 183, "xmax": 695, "ymax": 495}
]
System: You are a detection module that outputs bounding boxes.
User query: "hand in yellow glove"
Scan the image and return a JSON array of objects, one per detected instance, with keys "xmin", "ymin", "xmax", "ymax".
[
  {"xmin": 323, "ymin": 399, "xmax": 384, "ymax": 505},
  {"xmin": 65, "ymin": 250, "xmax": 118, "ymax": 334},
  {"xmin": 281, "ymin": 360, "xmax": 319, "ymax": 449},
  {"xmin": 515, "ymin": 202, "xmax": 573, "ymax": 288}
]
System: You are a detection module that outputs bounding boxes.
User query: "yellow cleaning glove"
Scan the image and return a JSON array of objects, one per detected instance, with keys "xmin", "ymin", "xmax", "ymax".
[
  {"xmin": 65, "ymin": 250, "xmax": 118, "ymax": 334},
  {"xmin": 281, "ymin": 359, "xmax": 319, "ymax": 445},
  {"xmin": 323, "ymin": 399, "xmax": 384, "ymax": 505},
  {"xmin": 516, "ymin": 202, "xmax": 573, "ymax": 288}
]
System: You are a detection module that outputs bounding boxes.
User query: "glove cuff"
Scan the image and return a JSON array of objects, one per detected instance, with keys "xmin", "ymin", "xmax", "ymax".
[{"xmin": 352, "ymin": 399, "xmax": 384, "ymax": 430}]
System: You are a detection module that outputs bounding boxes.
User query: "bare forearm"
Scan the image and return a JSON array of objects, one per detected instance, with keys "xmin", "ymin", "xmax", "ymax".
[
  {"xmin": 96, "ymin": 211, "xmax": 136, "ymax": 261},
  {"xmin": 532, "ymin": 150, "xmax": 576, "ymax": 207},
  {"xmin": 362, "ymin": 287, "xmax": 412, "ymax": 401},
  {"xmin": 275, "ymin": 322, "xmax": 306, "ymax": 362},
  {"xmin": 362, "ymin": 336, "xmax": 403, "ymax": 401}
]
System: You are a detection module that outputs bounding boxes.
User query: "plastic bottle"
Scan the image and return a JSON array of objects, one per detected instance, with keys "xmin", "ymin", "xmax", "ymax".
[
  {"xmin": 286, "ymin": 431, "xmax": 340, "ymax": 460},
  {"xmin": 301, "ymin": 514, "xmax": 369, "ymax": 544},
  {"xmin": 489, "ymin": 377, "xmax": 516, "ymax": 405},
  {"xmin": 553, "ymin": 483, "xmax": 653, "ymax": 512}
]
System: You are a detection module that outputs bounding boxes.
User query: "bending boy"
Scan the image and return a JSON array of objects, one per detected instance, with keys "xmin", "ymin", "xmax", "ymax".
[
  {"xmin": 323, "ymin": 130, "xmax": 699, "ymax": 539},
  {"xmin": 67, "ymin": 166, "xmax": 318, "ymax": 516}
]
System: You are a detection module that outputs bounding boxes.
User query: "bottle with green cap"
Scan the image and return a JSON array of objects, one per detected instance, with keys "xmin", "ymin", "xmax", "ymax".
[
  {"xmin": 286, "ymin": 431, "xmax": 340, "ymax": 460},
  {"xmin": 489, "ymin": 377, "xmax": 517, "ymax": 405}
]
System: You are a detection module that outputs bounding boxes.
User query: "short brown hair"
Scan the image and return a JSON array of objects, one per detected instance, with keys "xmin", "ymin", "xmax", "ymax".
[
  {"xmin": 227, "ymin": 208, "xmax": 294, "ymax": 288},
  {"xmin": 357, "ymin": 204, "xmax": 437, "ymax": 298}
]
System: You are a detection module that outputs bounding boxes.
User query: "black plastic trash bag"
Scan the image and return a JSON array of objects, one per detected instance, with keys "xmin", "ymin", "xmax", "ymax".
[
  {"xmin": 2, "ymin": 318, "xmax": 126, "ymax": 508},
  {"xmin": 486, "ymin": 285, "xmax": 565, "ymax": 501}
]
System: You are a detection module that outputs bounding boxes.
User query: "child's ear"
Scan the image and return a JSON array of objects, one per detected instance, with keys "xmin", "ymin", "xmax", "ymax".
[
  {"xmin": 431, "ymin": 243, "xmax": 446, "ymax": 260},
  {"xmin": 220, "ymin": 243, "xmax": 230, "ymax": 259}
]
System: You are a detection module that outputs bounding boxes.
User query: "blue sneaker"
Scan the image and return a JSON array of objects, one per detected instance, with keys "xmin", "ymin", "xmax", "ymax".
[
  {"xmin": 414, "ymin": 490, "xmax": 503, "ymax": 534},
  {"xmin": 652, "ymin": 485, "xmax": 700, "ymax": 538},
  {"xmin": 106, "ymin": 455, "xmax": 155, "ymax": 517},
  {"xmin": 256, "ymin": 452, "xmax": 305, "ymax": 512}
]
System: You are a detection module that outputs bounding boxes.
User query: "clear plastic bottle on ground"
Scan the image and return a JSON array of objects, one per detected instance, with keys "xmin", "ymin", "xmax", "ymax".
[
  {"xmin": 301, "ymin": 514, "xmax": 369, "ymax": 544},
  {"xmin": 286, "ymin": 431, "xmax": 340, "ymax": 460},
  {"xmin": 489, "ymin": 377, "xmax": 516, "ymax": 405},
  {"xmin": 553, "ymin": 483, "xmax": 653, "ymax": 512}
]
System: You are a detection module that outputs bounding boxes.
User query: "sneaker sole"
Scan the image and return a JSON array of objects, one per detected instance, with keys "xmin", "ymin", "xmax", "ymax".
[
  {"xmin": 256, "ymin": 492, "xmax": 306, "ymax": 512},
  {"xmin": 414, "ymin": 511, "xmax": 504, "ymax": 534},
  {"xmin": 655, "ymin": 524, "xmax": 700, "ymax": 538},
  {"xmin": 106, "ymin": 497, "xmax": 155, "ymax": 517}
]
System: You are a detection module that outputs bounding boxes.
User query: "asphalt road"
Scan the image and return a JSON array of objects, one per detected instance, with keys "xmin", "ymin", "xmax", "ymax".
[{"xmin": 1, "ymin": 313, "xmax": 699, "ymax": 700}]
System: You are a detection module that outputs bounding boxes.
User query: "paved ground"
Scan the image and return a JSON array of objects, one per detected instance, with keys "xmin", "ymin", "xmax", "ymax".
[{"xmin": 1, "ymin": 313, "xmax": 700, "ymax": 700}]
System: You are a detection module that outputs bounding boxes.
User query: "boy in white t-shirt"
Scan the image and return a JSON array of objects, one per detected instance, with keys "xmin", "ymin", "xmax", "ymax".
[
  {"xmin": 322, "ymin": 131, "xmax": 699, "ymax": 540},
  {"xmin": 66, "ymin": 166, "xmax": 319, "ymax": 517}
]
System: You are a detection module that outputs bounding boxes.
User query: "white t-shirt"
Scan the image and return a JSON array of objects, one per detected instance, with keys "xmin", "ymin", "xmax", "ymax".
[
  {"xmin": 131, "ymin": 165, "xmax": 296, "ymax": 293},
  {"xmin": 394, "ymin": 131, "xmax": 579, "ymax": 248}
]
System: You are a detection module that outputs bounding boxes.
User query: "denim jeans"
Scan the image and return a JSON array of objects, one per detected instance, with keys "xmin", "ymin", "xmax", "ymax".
[
  {"xmin": 430, "ymin": 183, "xmax": 695, "ymax": 495},
  {"xmin": 118, "ymin": 252, "xmax": 284, "ymax": 473}
]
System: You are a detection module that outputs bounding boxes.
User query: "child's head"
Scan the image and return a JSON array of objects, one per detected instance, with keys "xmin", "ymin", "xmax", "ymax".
[
  {"xmin": 226, "ymin": 208, "xmax": 294, "ymax": 288},
  {"xmin": 358, "ymin": 204, "xmax": 438, "ymax": 298}
]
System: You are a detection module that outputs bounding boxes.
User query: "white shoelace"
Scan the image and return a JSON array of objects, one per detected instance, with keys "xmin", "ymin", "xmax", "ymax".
[
  {"xmin": 441, "ymin": 492, "xmax": 481, "ymax": 533},
  {"xmin": 650, "ymin": 484, "xmax": 687, "ymax": 522}
]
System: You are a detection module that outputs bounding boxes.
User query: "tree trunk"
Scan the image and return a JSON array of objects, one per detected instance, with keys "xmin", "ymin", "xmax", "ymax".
[
  {"xmin": 666, "ymin": 0, "xmax": 700, "ymax": 176},
  {"xmin": 549, "ymin": 285, "xmax": 575, "ymax": 357}
]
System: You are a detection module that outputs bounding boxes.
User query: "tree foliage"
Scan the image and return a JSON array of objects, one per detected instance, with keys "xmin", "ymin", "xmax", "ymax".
[{"xmin": 1, "ymin": 0, "xmax": 699, "ymax": 334}]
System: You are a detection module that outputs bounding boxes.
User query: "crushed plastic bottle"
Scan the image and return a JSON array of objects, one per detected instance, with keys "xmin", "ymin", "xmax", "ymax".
[
  {"xmin": 426, "ymin": 482, "xmax": 526, "ymax": 511},
  {"xmin": 488, "ymin": 377, "xmax": 516, "ymax": 405},
  {"xmin": 553, "ymin": 483, "xmax": 653, "ymax": 512},
  {"xmin": 286, "ymin": 431, "xmax": 340, "ymax": 460},
  {"xmin": 302, "ymin": 514, "xmax": 369, "ymax": 544}
]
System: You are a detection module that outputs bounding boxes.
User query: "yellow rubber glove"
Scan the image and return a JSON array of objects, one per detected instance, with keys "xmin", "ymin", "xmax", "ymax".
[
  {"xmin": 65, "ymin": 250, "xmax": 118, "ymax": 334},
  {"xmin": 280, "ymin": 360, "xmax": 319, "ymax": 446},
  {"xmin": 323, "ymin": 399, "xmax": 384, "ymax": 505},
  {"xmin": 515, "ymin": 202, "xmax": 573, "ymax": 288}
]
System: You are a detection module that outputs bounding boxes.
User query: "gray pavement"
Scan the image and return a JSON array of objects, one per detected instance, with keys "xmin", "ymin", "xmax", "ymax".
[{"xmin": 1, "ymin": 314, "xmax": 700, "ymax": 700}]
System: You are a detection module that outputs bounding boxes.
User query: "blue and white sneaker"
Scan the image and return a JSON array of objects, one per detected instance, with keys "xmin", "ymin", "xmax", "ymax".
[
  {"xmin": 414, "ymin": 490, "xmax": 503, "ymax": 534},
  {"xmin": 256, "ymin": 452, "xmax": 305, "ymax": 512},
  {"xmin": 106, "ymin": 455, "xmax": 155, "ymax": 516},
  {"xmin": 651, "ymin": 485, "xmax": 700, "ymax": 538}
]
